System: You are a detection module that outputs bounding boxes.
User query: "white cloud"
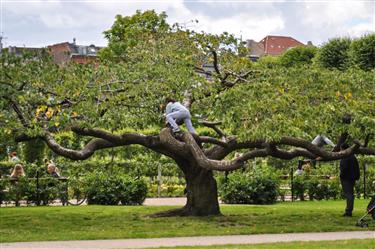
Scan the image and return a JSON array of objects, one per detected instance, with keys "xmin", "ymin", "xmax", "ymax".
[
  {"xmin": 2, "ymin": 0, "xmax": 374, "ymax": 47},
  {"xmin": 298, "ymin": 0, "xmax": 374, "ymax": 43}
]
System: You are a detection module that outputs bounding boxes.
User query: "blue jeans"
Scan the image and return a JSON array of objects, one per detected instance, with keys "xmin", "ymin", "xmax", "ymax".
[{"xmin": 166, "ymin": 110, "xmax": 196, "ymax": 133}]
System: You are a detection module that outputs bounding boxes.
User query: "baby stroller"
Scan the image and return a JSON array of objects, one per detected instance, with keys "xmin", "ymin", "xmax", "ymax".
[{"xmin": 356, "ymin": 195, "xmax": 375, "ymax": 228}]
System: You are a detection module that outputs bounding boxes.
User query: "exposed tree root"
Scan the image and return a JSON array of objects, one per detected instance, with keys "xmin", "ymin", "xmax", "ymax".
[{"xmin": 148, "ymin": 206, "xmax": 222, "ymax": 218}]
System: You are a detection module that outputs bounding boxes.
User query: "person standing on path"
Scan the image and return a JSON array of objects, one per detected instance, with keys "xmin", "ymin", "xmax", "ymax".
[
  {"xmin": 164, "ymin": 97, "xmax": 196, "ymax": 134},
  {"xmin": 339, "ymin": 143, "xmax": 360, "ymax": 217}
]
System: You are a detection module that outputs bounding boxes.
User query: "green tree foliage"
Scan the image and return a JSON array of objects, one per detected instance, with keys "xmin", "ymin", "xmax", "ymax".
[
  {"xmin": 316, "ymin": 37, "xmax": 351, "ymax": 70},
  {"xmin": 0, "ymin": 10, "xmax": 374, "ymax": 155},
  {"xmin": 279, "ymin": 46, "xmax": 317, "ymax": 67},
  {"xmin": 23, "ymin": 139, "xmax": 45, "ymax": 164},
  {"xmin": 100, "ymin": 10, "xmax": 169, "ymax": 61},
  {"xmin": 256, "ymin": 55, "xmax": 280, "ymax": 68},
  {"xmin": 203, "ymin": 66, "xmax": 374, "ymax": 141},
  {"xmin": 349, "ymin": 33, "xmax": 375, "ymax": 71}
]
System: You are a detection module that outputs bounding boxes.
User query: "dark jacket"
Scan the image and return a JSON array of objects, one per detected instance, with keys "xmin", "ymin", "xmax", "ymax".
[
  {"xmin": 50, "ymin": 172, "xmax": 60, "ymax": 178},
  {"xmin": 340, "ymin": 154, "xmax": 360, "ymax": 181}
]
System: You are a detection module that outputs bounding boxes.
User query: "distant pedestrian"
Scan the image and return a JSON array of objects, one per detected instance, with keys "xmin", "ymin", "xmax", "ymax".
[
  {"xmin": 9, "ymin": 152, "xmax": 20, "ymax": 163},
  {"xmin": 339, "ymin": 143, "xmax": 360, "ymax": 217},
  {"xmin": 294, "ymin": 160, "xmax": 304, "ymax": 176},
  {"xmin": 47, "ymin": 163, "xmax": 60, "ymax": 178},
  {"xmin": 10, "ymin": 164, "xmax": 25, "ymax": 179}
]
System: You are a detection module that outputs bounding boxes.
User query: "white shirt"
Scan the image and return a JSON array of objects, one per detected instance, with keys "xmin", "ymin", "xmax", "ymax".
[{"xmin": 165, "ymin": 102, "xmax": 189, "ymax": 114}]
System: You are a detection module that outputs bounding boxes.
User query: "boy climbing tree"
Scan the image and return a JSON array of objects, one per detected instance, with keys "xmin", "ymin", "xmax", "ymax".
[{"xmin": 164, "ymin": 97, "xmax": 196, "ymax": 134}]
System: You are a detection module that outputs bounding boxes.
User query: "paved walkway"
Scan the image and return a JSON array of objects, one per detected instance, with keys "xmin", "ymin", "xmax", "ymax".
[
  {"xmin": 1, "ymin": 231, "xmax": 374, "ymax": 249},
  {"xmin": 143, "ymin": 197, "xmax": 187, "ymax": 206}
]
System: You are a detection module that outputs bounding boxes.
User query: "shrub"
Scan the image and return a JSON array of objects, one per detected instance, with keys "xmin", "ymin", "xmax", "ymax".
[
  {"xmin": 349, "ymin": 33, "xmax": 375, "ymax": 70},
  {"xmin": 327, "ymin": 178, "xmax": 341, "ymax": 200},
  {"xmin": 316, "ymin": 37, "xmax": 351, "ymax": 70},
  {"xmin": 85, "ymin": 172, "xmax": 147, "ymax": 205},
  {"xmin": 1, "ymin": 177, "xmax": 62, "ymax": 206},
  {"xmin": 219, "ymin": 171, "xmax": 279, "ymax": 204},
  {"xmin": 307, "ymin": 178, "xmax": 330, "ymax": 200},
  {"xmin": 294, "ymin": 176, "xmax": 341, "ymax": 201},
  {"xmin": 118, "ymin": 176, "xmax": 147, "ymax": 205},
  {"xmin": 0, "ymin": 178, "xmax": 9, "ymax": 204},
  {"xmin": 147, "ymin": 183, "xmax": 185, "ymax": 198},
  {"xmin": 85, "ymin": 172, "xmax": 122, "ymax": 205},
  {"xmin": 256, "ymin": 55, "xmax": 280, "ymax": 69},
  {"xmin": 279, "ymin": 46, "xmax": 317, "ymax": 67},
  {"xmin": 292, "ymin": 176, "xmax": 307, "ymax": 201}
]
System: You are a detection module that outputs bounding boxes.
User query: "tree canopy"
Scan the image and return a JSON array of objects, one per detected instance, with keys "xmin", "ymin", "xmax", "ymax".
[{"xmin": 1, "ymin": 9, "xmax": 374, "ymax": 161}]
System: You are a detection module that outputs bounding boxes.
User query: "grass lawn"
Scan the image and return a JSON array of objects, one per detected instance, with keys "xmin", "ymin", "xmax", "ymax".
[
  {"xmin": 154, "ymin": 239, "xmax": 375, "ymax": 249},
  {"xmin": 0, "ymin": 199, "xmax": 374, "ymax": 243}
]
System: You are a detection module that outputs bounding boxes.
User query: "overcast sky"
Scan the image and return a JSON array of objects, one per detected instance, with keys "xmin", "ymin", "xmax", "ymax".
[{"xmin": 1, "ymin": 0, "xmax": 374, "ymax": 48}]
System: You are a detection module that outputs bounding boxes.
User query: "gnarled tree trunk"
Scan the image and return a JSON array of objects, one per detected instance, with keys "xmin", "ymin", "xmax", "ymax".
[{"xmin": 178, "ymin": 160, "xmax": 221, "ymax": 216}]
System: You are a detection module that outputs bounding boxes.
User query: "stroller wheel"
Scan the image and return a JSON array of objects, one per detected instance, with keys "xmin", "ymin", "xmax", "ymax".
[{"xmin": 356, "ymin": 220, "xmax": 368, "ymax": 228}]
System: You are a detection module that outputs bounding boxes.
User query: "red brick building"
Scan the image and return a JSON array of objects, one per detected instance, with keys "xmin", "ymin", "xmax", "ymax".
[
  {"xmin": 4, "ymin": 39, "xmax": 102, "ymax": 65},
  {"xmin": 47, "ymin": 40, "xmax": 102, "ymax": 65},
  {"xmin": 247, "ymin": 35, "xmax": 306, "ymax": 60}
]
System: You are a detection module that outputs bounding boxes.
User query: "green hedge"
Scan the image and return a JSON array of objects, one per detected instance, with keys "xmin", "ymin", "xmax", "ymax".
[
  {"xmin": 0, "ymin": 177, "xmax": 65, "ymax": 205},
  {"xmin": 85, "ymin": 172, "xmax": 147, "ymax": 205},
  {"xmin": 218, "ymin": 171, "xmax": 279, "ymax": 204},
  {"xmin": 292, "ymin": 176, "xmax": 342, "ymax": 201}
]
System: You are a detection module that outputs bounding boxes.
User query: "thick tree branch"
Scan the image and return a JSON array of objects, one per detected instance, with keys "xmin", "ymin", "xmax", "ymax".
[
  {"xmin": 73, "ymin": 126, "xmax": 191, "ymax": 159},
  {"xmin": 357, "ymin": 146, "xmax": 375, "ymax": 156},
  {"xmin": 14, "ymin": 125, "xmax": 375, "ymax": 167},
  {"xmin": 42, "ymin": 132, "xmax": 116, "ymax": 160},
  {"xmin": 205, "ymin": 138, "xmax": 265, "ymax": 160},
  {"xmin": 198, "ymin": 136, "xmax": 228, "ymax": 147},
  {"xmin": 199, "ymin": 120, "xmax": 226, "ymax": 138},
  {"xmin": 182, "ymin": 132, "xmax": 245, "ymax": 171},
  {"xmin": 204, "ymin": 135, "xmax": 375, "ymax": 167},
  {"xmin": 71, "ymin": 126, "xmax": 158, "ymax": 147},
  {"xmin": 8, "ymin": 99, "xmax": 29, "ymax": 128},
  {"xmin": 211, "ymin": 49, "xmax": 221, "ymax": 77}
]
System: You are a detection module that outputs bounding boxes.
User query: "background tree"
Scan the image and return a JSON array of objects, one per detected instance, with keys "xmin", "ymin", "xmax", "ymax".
[
  {"xmin": 1, "ymin": 10, "xmax": 374, "ymax": 216},
  {"xmin": 349, "ymin": 33, "xmax": 375, "ymax": 71},
  {"xmin": 279, "ymin": 46, "xmax": 317, "ymax": 67},
  {"xmin": 315, "ymin": 37, "xmax": 351, "ymax": 70}
]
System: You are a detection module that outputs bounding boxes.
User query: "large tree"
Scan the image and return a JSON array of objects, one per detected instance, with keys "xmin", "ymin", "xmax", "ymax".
[{"xmin": 1, "ymin": 10, "xmax": 374, "ymax": 216}]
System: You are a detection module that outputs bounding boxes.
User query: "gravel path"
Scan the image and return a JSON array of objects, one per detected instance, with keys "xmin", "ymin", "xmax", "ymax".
[{"xmin": 1, "ymin": 231, "xmax": 374, "ymax": 249}]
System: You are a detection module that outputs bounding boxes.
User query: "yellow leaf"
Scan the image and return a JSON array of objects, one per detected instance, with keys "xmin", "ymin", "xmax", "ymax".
[
  {"xmin": 336, "ymin": 91, "xmax": 341, "ymax": 97},
  {"xmin": 55, "ymin": 122, "xmax": 60, "ymax": 127}
]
